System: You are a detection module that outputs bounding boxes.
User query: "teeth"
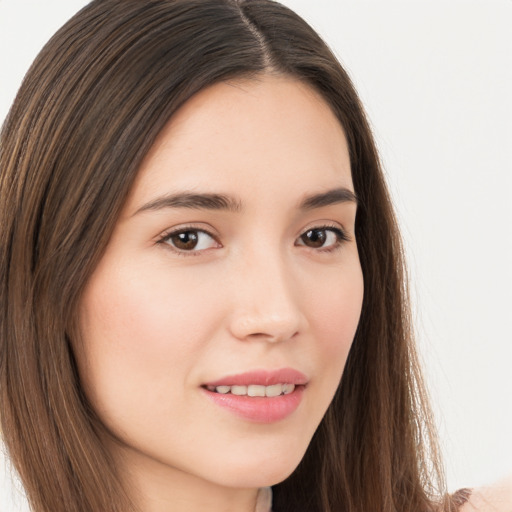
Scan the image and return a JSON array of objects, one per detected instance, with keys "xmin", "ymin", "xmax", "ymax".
[
  {"xmin": 247, "ymin": 385, "xmax": 266, "ymax": 397},
  {"xmin": 207, "ymin": 383, "xmax": 296, "ymax": 396},
  {"xmin": 231, "ymin": 385, "xmax": 247, "ymax": 396},
  {"xmin": 282, "ymin": 383, "xmax": 295, "ymax": 395},
  {"xmin": 264, "ymin": 384, "xmax": 282, "ymax": 397}
]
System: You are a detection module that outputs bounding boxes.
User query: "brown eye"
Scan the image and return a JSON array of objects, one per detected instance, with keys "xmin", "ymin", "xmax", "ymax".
[
  {"xmin": 170, "ymin": 231, "xmax": 199, "ymax": 250},
  {"xmin": 296, "ymin": 226, "xmax": 347, "ymax": 250},
  {"xmin": 161, "ymin": 229, "xmax": 219, "ymax": 253},
  {"xmin": 301, "ymin": 229, "xmax": 327, "ymax": 248}
]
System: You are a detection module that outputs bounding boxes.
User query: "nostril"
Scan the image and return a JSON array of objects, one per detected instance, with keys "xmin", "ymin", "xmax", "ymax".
[{"xmin": 244, "ymin": 330, "xmax": 300, "ymax": 343}]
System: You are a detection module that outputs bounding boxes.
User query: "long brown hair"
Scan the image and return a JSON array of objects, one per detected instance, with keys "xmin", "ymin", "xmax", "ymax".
[{"xmin": 0, "ymin": 1, "xmax": 452, "ymax": 511}]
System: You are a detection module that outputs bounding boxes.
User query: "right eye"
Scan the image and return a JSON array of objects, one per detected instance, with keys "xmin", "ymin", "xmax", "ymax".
[{"xmin": 159, "ymin": 228, "xmax": 220, "ymax": 254}]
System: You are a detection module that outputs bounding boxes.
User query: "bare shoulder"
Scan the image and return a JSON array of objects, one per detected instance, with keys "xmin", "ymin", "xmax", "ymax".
[{"xmin": 459, "ymin": 476, "xmax": 512, "ymax": 512}]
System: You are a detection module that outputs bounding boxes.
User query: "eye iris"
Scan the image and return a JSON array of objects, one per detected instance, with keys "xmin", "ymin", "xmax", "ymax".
[
  {"xmin": 302, "ymin": 229, "xmax": 326, "ymax": 248},
  {"xmin": 171, "ymin": 231, "xmax": 198, "ymax": 250}
]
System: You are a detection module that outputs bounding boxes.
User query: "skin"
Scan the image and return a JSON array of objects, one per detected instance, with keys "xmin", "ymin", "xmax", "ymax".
[
  {"xmin": 77, "ymin": 74, "xmax": 364, "ymax": 512},
  {"xmin": 461, "ymin": 476, "xmax": 512, "ymax": 512}
]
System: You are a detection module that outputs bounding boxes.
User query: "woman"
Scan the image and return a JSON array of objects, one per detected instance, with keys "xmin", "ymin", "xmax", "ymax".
[{"xmin": 0, "ymin": 1, "xmax": 502, "ymax": 511}]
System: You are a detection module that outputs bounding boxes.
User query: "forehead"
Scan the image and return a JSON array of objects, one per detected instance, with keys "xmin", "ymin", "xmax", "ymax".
[{"xmin": 125, "ymin": 74, "xmax": 353, "ymax": 213}]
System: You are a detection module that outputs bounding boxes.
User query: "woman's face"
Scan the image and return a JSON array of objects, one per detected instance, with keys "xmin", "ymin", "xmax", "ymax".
[{"xmin": 77, "ymin": 75, "xmax": 363, "ymax": 492}]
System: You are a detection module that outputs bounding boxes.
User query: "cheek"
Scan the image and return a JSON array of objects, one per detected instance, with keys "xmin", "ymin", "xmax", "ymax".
[
  {"xmin": 75, "ymin": 258, "xmax": 219, "ymax": 429},
  {"xmin": 305, "ymin": 262, "xmax": 364, "ymax": 397},
  {"xmin": 79, "ymin": 254, "xmax": 219, "ymax": 356},
  {"xmin": 310, "ymin": 263, "xmax": 363, "ymax": 352}
]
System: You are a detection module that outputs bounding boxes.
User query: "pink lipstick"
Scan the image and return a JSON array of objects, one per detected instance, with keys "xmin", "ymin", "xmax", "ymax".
[{"xmin": 201, "ymin": 368, "xmax": 307, "ymax": 423}]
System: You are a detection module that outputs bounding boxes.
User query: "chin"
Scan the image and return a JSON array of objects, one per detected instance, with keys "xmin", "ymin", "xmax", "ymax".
[
  {"xmin": 210, "ymin": 447, "xmax": 306, "ymax": 489},
  {"xmin": 216, "ymin": 468, "xmax": 297, "ymax": 490}
]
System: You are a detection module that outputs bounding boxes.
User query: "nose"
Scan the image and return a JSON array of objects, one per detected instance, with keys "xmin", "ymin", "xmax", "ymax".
[{"xmin": 227, "ymin": 250, "xmax": 305, "ymax": 343}]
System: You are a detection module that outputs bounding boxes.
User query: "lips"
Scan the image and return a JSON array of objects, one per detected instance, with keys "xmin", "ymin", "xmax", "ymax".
[
  {"xmin": 201, "ymin": 368, "xmax": 308, "ymax": 423},
  {"xmin": 205, "ymin": 383, "xmax": 296, "ymax": 397},
  {"xmin": 203, "ymin": 368, "xmax": 308, "ymax": 388}
]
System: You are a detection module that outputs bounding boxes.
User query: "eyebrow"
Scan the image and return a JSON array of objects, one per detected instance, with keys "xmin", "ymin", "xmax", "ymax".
[
  {"xmin": 133, "ymin": 187, "xmax": 357, "ymax": 216},
  {"xmin": 299, "ymin": 187, "xmax": 358, "ymax": 210},
  {"xmin": 134, "ymin": 192, "xmax": 243, "ymax": 215}
]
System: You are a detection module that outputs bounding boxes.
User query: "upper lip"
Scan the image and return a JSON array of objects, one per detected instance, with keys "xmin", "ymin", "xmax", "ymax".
[{"xmin": 204, "ymin": 368, "xmax": 308, "ymax": 387}]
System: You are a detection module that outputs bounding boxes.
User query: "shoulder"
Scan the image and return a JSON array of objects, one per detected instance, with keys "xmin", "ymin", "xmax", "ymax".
[{"xmin": 458, "ymin": 476, "xmax": 512, "ymax": 512}]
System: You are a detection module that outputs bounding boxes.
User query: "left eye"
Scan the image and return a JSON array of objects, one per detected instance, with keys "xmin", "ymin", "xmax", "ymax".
[
  {"xmin": 296, "ymin": 227, "xmax": 347, "ymax": 250},
  {"xmin": 161, "ymin": 229, "xmax": 219, "ymax": 252}
]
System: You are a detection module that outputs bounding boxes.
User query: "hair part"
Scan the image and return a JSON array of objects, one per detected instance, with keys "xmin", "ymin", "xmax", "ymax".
[{"xmin": 1, "ymin": 1, "xmax": 453, "ymax": 511}]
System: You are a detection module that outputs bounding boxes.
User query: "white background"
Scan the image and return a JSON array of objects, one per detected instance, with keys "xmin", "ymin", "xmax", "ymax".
[{"xmin": 1, "ymin": 1, "xmax": 511, "ymax": 510}]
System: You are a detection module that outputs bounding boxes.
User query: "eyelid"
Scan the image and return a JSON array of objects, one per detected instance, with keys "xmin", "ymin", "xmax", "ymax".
[
  {"xmin": 155, "ymin": 221, "xmax": 352, "ymax": 257},
  {"xmin": 156, "ymin": 224, "xmax": 221, "ymax": 256},
  {"xmin": 295, "ymin": 222, "xmax": 351, "ymax": 251},
  {"xmin": 298, "ymin": 220, "xmax": 351, "ymax": 239}
]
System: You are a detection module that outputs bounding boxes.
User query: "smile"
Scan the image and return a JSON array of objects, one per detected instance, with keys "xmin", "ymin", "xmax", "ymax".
[
  {"xmin": 201, "ymin": 368, "xmax": 307, "ymax": 423},
  {"xmin": 205, "ymin": 383, "xmax": 296, "ymax": 396}
]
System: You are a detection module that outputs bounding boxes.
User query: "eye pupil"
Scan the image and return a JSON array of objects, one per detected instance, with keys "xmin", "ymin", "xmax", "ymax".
[
  {"xmin": 302, "ymin": 229, "xmax": 326, "ymax": 248},
  {"xmin": 172, "ymin": 231, "xmax": 198, "ymax": 250}
]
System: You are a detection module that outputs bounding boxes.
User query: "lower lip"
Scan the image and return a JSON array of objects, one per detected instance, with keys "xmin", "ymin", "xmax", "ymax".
[{"xmin": 202, "ymin": 386, "xmax": 305, "ymax": 423}]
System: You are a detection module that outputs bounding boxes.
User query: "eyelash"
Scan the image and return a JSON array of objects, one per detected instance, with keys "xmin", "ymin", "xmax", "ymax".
[
  {"xmin": 296, "ymin": 224, "xmax": 351, "ymax": 253},
  {"xmin": 157, "ymin": 224, "xmax": 351, "ymax": 257}
]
